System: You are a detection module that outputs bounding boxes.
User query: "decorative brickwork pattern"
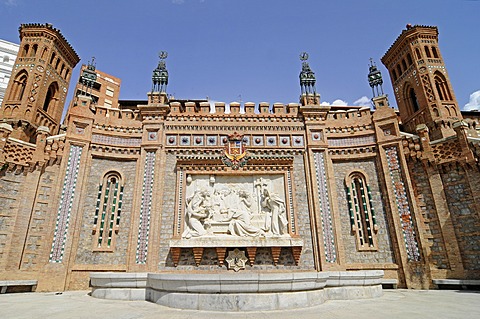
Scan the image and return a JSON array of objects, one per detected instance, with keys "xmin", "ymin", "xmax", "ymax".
[
  {"xmin": 313, "ymin": 151, "xmax": 336, "ymax": 262},
  {"xmin": 136, "ymin": 151, "xmax": 155, "ymax": 264},
  {"xmin": 3, "ymin": 139, "xmax": 35, "ymax": 166},
  {"xmin": 385, "ymin": 146, "xmax": 421, "ymax": 262},
  {"xmin": 49, "ymin": 145, "xmax": 82, "ymax": 263},
  {"xmin": 431, "ymin": 140, "xmax": 463, "ymax": 164},
  {"xmin": 92, "ymin": 134, "xmax": 141, "ymax": 147},
  {"xmin": 328, "ymin": 135, "xmax": 376, "ymax": 147}
]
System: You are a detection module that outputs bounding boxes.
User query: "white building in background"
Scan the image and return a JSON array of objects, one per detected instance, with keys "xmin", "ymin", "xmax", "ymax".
[{"xmin": 0, "ymin": 39, "xmax": 20, "ymax": 106}]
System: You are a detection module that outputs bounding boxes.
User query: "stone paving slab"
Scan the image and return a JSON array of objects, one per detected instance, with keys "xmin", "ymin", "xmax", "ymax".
[{"xmin": 0, "ymin": 289, "xmax": 479, "ymax": 319}]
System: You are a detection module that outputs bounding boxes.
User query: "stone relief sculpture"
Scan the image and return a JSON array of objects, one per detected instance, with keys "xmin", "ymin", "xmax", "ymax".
[
  {"xmin": 182, "ymin": 175, "xmax": 290, "ymax": 238},
  {"xmin": 261, "ymin": 187, "xmax": 288, "ymax": 235},
  {"xmin": 222, "ymin": 190, "xmax": 264, "ymax": 237},
  {"xmin": 182, "ymin": 190, "xmax": 213, "ymax": 239}
]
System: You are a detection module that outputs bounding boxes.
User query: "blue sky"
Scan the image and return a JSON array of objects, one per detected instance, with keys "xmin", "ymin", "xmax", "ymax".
[{"xmin": 1, "ymin": 0, "xmax": 479, "ymax": 110}]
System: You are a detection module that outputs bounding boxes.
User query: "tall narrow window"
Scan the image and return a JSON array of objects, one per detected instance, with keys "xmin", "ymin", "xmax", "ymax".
[
  {"xmin": 9, "ymin": 71, "xmax": 28, "ymax": 101},
  {"xmin": 432, "ymin": 47, "xmax": 439, "ymax": 58},
  {"xmin": 31, "ymin": 44, "xmax": 38, "ymax": 57},
  {"xmin": 396, "ymin": 64, "xmax": 402, "ymax": 76},
  {"xmin": 43, "ymin": 82, "xmax": 58, "ymax": 112},
  {"xmin": 434, "ymin": 71, "xmax": 452, "ymax": 101},
  {"xmin": 41, "ymin": 47, "xmax": 48, "ymax": 59},
  {"xmin": 50, "ymin": 52, "xmax": 56, "ymax": 64},
  {"xmin": 415, "ymin": 48, "xmax": 421, "ymax": 59},
  {"xmin": 92, "ymin": 172, "xmax": 124, "ymax": 250},
  {"xmin": 392, "ymin": 69, "xmax": 397, "ymax": 82},
  {"xmin": 424, "ymin": 46, "xmax": 431, "ymax": 58},
  {"xmin": 346, "ymin": 172, "xmax": 378, "ymax": 251},
  {"xmin": 22, "ymin": 44, "xmax": 29, "ymax": 57},
  {"xmin": 401, "ymin": 59, "xmax": 407, "ymax": 71},
  {"xmin": 409, "ymin": 87, "xmax": 420, "ymax": 113},
  {"xmin": 407, "ymin": 53, "xmax": 413, "ymax": 65}
]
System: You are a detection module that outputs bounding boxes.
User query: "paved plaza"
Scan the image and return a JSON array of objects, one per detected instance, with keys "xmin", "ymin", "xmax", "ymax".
[{"xmin": 1, "ymin": 289, "xmax": 479, "ymax": 319}]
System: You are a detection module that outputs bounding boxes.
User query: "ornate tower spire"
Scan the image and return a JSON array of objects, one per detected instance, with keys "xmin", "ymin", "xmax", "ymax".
[
  {"xmin": 299, "ymin": 52, "xmax": 320, "ymax": 106},
  {"xmin": 79, "ymin": 57, "xmax": 97, "ymax": 99},
  {"xmin": 0, "ymin": 23, "xmax": 80, "ymax": 142},
  {"xmin": 381, "ymin": 25, "xmax": 461, "ymax": 140},
  {"xmin": 152, "ymin": 51, "xmax": 168, "ymax": 93},
  {"xmin": 368, "ymin": 58, "xmax": 384, "ymax": 98}
]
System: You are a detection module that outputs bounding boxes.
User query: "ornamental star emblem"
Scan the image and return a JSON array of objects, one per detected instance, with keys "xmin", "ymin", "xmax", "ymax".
[{"xmin": 225, "ymin": 248, "xmax": 248, "ymax": 272}]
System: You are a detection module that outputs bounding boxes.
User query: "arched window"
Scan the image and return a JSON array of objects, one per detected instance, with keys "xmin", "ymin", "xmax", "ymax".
[
  {"xmin": 42, "ymin": 82, "xmax": 58, "ymax": 112},
  {"xmin": 407, "ymin": 53, "xmax": 413, "ymax": 65},
  {"xmin": 415, "ymin": 48, "xmax": 421, "ymax": 59},
  {"xmin": 434, "ymin": 71, "xmax": 452, "ymax": 101},
  {"xmin": 392, "ymin": 69, "xmax": 397, "ymax": 82},
  {"xmin": 9, "ymin": 71, "xmax": 28, "ymax": 101},
  {"xmin": 396, "ymin": 64, "xmax": 402, "ymax": 77},
  {"xmin": 22, "ymin": 44, "xmax": 29, "ymax": 57},
  {"xmin": 401, "ymin": 59, "xmax": 407, "ymax": 71},
  {"xmin": 3, "ymin": 55, "xmax": 9, "ymax": 63},
  {"xmin": 49, "ymin": 52, "xmax": 56, "ymax": 64},
  {"xmin": 432, "ymin": 47, "xmax": 439, "ymax": 58},
  {"xmin": 41, "ymin": 47, "xmax": 48, "ymax": 59},
  {"xmin": 424, "ymin": 46, "xmax": 431, "ymax": 58},
  {"xmin": 409, "ymin": 87, "xmax": 420, "ymax": 113},
  {"xmin": 31, "ymin": 44, "xmax": 38, "ymax": 57},
  {"xmin": 346, "ymin": 172, "xmax": 378, "ymax": 250},
  {"xmin": 93, "ymin": 172, "xmax": 124, "ymax": 250}
]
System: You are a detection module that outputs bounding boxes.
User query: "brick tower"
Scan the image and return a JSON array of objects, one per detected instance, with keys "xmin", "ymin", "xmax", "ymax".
[
  {"xmin": 0, "ymin": 23, "xmax": 80, "ymax": 142},
  {"xmin": 381, "ymin": 24, "xmax": 461, "ymax": 140}
]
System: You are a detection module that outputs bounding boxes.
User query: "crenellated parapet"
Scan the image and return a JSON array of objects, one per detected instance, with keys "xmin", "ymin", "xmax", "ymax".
[
  {"xmin": 167, "ymin": 100, "xmax": 300, "ymax": 118},
  {"xmin": 401, "ymin": 119, "xmax": 478, "ymax": 168}
]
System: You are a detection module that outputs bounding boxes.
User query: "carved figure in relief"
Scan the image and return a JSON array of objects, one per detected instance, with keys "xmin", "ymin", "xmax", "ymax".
[
  {"xmin": 222, "ymin": 190, "xmax": 264, "ymax": 237},
  {"xmin": 182, "ymin": 190, "xmax": 213, "ymax": 239},
  {"xmin": 261, "ymin": 187, "xmax": 288, "ymax": 235}
]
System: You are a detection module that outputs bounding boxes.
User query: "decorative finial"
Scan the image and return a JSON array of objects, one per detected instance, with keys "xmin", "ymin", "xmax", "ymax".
[
  {"xmin": 152, "ymin": 51, "xmax": 169, "ymax": 93},
  {"xmin": 79, "ymin": 56, "xmax": 98, "ymax": 100},
  {"xmin": 368, "ymin": 58, "xmax": 384, "ymax": 99},
  {"xmin": 159, "ymin": 51, "xmax": 168, "ymax": 60},
  {"xmin": 299, "ymin": 52, "xmax": 316, "ymax": 96}
]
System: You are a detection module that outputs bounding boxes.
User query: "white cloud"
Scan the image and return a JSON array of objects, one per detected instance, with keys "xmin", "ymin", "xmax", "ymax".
[
  {"xmin": 353, "ymin": 96, "xmax": 371, "ymax": 107},
  {"xmin": 464, "ymin": 90, "xmax": 480, "ymax": 111},
  {"xmin": 320, "ymin": 99, "xmax": 348, "ymax": 106},
  {"xmin": 331, "ymin": 99, "xmax": 348, "ymax": 106}
]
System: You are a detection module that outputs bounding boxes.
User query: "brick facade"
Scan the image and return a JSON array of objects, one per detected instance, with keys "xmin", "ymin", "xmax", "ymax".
[{"xmin": 0, "ymin": 23, "xmax": 479, "ymax": 291}]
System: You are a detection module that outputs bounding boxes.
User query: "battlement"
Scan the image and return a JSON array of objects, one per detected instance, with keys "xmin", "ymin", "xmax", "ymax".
[{"xmin": 167, "ymin": 101, "xmax": 300, "ymax": 117}]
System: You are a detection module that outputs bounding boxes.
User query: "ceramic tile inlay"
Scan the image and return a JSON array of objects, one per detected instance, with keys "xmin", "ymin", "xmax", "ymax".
[
  {"xmin": 385, "ymin": 146, "xmax": 420, "ymax": 261},
  {"xmin": 49, "ymin": 145, "xmax": 83, "ymax": 263},
  {"xmin": 313, "ymin": 151, "xmax": 336, "ymax": 262},
  {"xmin": 136, "ymin": 151, "xmax": 156, "ymax": 264}
]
